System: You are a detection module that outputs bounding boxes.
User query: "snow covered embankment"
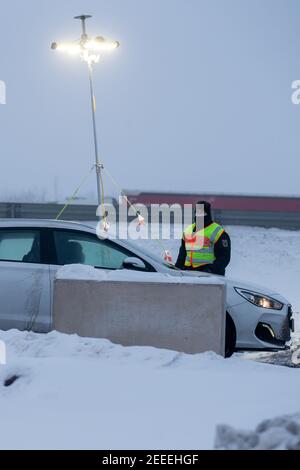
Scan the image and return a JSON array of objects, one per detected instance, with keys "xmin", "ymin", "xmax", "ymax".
[{"xmin": 1, "ymin": 330, "xmax": 300, "ymax": 449}]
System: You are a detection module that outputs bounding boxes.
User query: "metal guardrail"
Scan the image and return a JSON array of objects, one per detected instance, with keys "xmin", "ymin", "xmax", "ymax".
[
  {"xmin": 213, "ymin": 209, "xmax": 300, "ymax": 230},
  {"xmin": 0, "ymin": 202, "xmax": 300, "ymax": 230},
  {"xmin": 0, "ymin": 203, "xmax": 97, "ymax": 221}
]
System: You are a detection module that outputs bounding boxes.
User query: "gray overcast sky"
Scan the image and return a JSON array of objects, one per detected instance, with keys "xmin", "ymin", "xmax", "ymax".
[{"xmin": 1, "ymin": 0, "xmax": 300, "ymax": 201}]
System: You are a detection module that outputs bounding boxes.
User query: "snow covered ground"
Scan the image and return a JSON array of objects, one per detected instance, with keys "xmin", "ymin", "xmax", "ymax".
[
  {"xmin": 0, "ymin": 225, "xmax": 299, "ymax": 449},
  {"xmin": 1, "ymin": 329, "xmax": 300, "ymax": 450}
]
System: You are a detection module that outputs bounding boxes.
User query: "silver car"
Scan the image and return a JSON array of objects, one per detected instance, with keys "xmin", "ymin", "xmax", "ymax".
[{"xmin": 0, "ymin": 219, "xmax": 294, "ymax": 357}]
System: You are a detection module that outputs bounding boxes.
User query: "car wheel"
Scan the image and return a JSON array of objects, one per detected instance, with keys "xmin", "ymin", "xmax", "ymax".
[{"xmin": 225, "ymin": 313, "xmax": 236, "ymax": 358}]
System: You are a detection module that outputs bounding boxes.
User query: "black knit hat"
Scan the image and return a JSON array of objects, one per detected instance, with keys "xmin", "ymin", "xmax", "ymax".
[
  {"xmin": 195, "ymin": 200, "xmax": 212, "ymax": 217},
  {"xmin": 194, "ymin": 200, "xmax": 212, "ymax": 226}
]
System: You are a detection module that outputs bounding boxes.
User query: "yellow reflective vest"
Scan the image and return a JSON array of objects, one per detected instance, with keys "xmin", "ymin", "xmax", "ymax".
[{"xmin": 184, "ymin": 222, "xmax": 225, "ymax": 268}]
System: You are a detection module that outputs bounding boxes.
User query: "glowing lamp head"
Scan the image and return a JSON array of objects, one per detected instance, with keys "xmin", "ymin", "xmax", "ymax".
[{"xmin": 51, "ymin": 35, "xmax": 120, "ymax": 65}]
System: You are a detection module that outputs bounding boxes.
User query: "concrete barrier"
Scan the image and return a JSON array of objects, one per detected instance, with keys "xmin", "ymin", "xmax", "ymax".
[{"xmin": 53, "ymin": 272, "xmax": 226, "ymax": 356}]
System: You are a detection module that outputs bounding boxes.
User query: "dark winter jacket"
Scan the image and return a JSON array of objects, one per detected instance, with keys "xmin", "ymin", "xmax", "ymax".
[{"xmin": 175, "ymin": 201, "xmax": 231, "ymax": 276}]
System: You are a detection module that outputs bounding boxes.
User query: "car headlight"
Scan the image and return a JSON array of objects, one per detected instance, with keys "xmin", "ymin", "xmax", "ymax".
[{"xmin": 234, "ymin": 288, "xmax": 283, "ymax": 310}]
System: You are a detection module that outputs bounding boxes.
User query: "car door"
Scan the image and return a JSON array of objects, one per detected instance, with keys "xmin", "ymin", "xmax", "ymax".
[
  {"xmin": 0, "ymin": 228, "xmax": 51, "ymax": 332},
  {"xmin": 48, "ymin": 229, "xmax": 149, "ymax": 326}
]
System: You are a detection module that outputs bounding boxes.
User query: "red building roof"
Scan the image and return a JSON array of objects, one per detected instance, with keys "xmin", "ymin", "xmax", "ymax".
[{"xmin": 127, "ymin": 192, "xmax": 300, "ymax": 212}]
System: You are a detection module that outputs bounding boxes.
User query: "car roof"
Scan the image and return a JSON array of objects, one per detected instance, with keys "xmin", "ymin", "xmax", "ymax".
[{"xmin": 0, "ymin": 218, "xmax": 96, "ymax": 232}]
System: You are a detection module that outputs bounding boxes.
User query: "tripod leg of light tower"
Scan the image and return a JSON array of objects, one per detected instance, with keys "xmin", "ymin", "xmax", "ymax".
[{"xmin": 87, "ymin": 63, "xmax": 102, "ymax": 214}]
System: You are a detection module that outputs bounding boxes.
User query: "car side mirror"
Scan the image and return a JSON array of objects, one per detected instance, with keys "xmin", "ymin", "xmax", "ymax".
[{"xmin": 122, "ymin": 257, "xmax": 146, "ymax": 271}]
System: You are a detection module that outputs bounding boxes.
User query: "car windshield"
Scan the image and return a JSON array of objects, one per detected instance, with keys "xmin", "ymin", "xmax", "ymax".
[{"xmin": 118, "ymin": 238, "xmax": 178, "ymax": 270}]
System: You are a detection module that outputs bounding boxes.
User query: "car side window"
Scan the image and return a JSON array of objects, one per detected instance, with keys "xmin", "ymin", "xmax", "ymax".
[
  {"xmin": 53, "ymin": 230, "xmax": 131, "ymax": 269},
  {"xmin": 0, "ymin": 230, "xmax": 40, "ymax": 263}
]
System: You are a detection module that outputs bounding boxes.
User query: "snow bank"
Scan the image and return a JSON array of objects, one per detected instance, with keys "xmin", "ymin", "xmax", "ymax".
[
  {"xmin": 215, "ymin": 413, "xmax": 300, "ymax": 450},
  {"xmin": 0, "ymin": 329, "xmax": 300, "ymax": 449}
]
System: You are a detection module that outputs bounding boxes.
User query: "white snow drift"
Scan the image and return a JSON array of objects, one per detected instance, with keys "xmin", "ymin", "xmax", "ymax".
[{"xmin": 0, "ymin": 329, "xmax": 300, "ymax": 450}]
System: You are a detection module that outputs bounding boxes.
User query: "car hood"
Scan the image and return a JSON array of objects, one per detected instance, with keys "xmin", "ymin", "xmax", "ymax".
[
  {"xmin": 225, "ymin": 276, "xmax": 279, "ymax": 296},
  {"xmin": 165, "ymin": 268, "xmax": 289, "ymax": 304}
]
